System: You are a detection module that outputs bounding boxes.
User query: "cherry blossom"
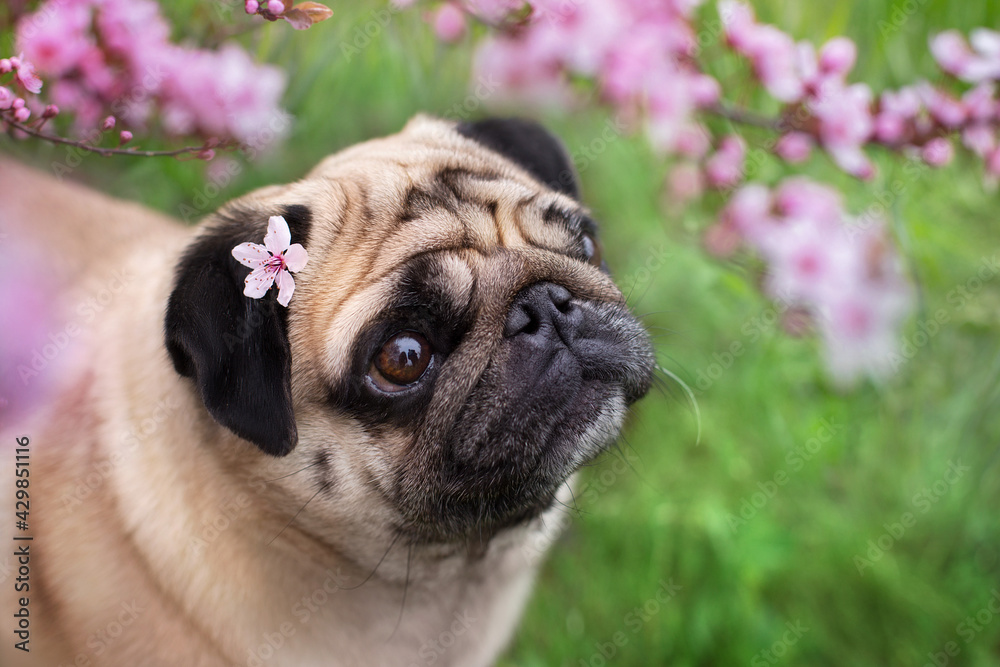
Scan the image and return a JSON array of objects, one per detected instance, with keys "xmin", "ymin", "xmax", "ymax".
[
  {"xmin": 931, "ymin": 29, "xmax": 1000, "ymax": 83},
  {"xmin": 704, "ymin": 135, "xmax": 746, "ymax": 189},
  {"xmin": 432, "ymin": 4, "xmax": 468, "ymax": 43},
  {"xmin": 11, "ymin": 55, "xmax": 43, "ymax": 94},
  {"xmin": 774, "ymin": 132, "xmax": 813, "ymax": 163},
  {"xmin": 13, "ymin": 0, "xmax": 288, "ymax": 149},
  {"xmin": 231, "ymin": 216, "xmax": 309, "ymax": 307},
  {"xmin": 717, "ymin": 178, "xmax": 913, "ymax": 385}
]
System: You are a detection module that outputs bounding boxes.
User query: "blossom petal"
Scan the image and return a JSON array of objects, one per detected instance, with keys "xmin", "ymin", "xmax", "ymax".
[
  {"xmin": 244, "ymin": 266, "xmax": 276, "ymax": 299},
  {"xmin": 264, "ymin": 215, "xmax": 291, "ymax": 255},
  {"xmin": 283, "ymin": 244, "xmax": 308, "ymax": 272},
  {"xmin": 232, "ymin": 242, "xmax": 271, "ymax": 268},
  {"xmin": 275, "ymin": 269, "xmax": 295, "ymax": 307}
]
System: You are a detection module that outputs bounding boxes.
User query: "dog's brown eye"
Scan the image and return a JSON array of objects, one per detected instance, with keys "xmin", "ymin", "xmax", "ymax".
[
  {"xmin": 582, "ymin": 232, "xmax": 602, "ymax": 267},
  {"xmin": 371, "ymin": 331, "xmax": 432, "ymax": 390}
]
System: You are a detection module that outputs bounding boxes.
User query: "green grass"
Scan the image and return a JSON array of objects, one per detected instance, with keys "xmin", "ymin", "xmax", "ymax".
[{"xmin": 6, "ymin": 1, "xmax": 1000, "ymax": 664}]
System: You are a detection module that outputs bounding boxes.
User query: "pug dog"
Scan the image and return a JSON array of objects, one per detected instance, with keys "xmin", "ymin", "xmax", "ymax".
[{"xmin": 0, "ymin": 115, "xmax": 653, "ymax": 666}]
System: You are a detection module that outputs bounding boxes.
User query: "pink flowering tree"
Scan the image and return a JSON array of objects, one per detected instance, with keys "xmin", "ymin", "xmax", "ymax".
[
  {"xmin": 405, "ymin": 0, "xmax": 1000, "ymax": 386},
  {"xmin": 1, "ymin": 0, "xmax": 330, "ymax": 159},
  {"xmin": 3, "ymin": 0, "xmax": 998, "ymax": 386}
]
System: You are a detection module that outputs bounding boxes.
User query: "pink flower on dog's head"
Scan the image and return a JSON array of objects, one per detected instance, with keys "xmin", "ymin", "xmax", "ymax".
[{"xmin": 231, "ymin": 215, "xmax": 308, "ymax": 307}]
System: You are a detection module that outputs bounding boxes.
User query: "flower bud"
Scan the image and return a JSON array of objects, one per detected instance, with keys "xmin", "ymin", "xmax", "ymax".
[
  {"xmin": 704, "ymin": 135, "xmax": 746, "ymax": 189},
  {"xmin": 921, "ymin": 137, "xmax": 954, "ymax": 167},
  {"xmin": 819, "ymin": 37, "xmax": 857, "ymax": 76},
  {"xmin": 775, "ymin": 133, "xmax": 813, "ymax": 163},
  {"xmin": 432, "ymin": 4, "xmax": 467, "ymax": 43}
]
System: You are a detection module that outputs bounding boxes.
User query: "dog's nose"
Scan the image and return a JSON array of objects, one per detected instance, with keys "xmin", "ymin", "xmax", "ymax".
[{"xmin": 504, "ymin": 282, "xmax": 582, "ymax": 341}]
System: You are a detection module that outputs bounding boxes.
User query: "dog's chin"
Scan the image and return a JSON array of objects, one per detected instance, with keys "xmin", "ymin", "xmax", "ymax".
[{"xmin": 393, "ymin": 380, "xmax": 628, "ymax": 545}]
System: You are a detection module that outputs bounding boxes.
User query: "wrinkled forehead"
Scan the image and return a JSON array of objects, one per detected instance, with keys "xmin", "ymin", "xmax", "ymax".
[{"xmin": 289, "ymin": 120, "xmax": 622, "ymax": 385}]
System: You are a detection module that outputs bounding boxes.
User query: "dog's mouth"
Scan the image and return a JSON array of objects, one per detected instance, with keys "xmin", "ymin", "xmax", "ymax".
[{"xmin": 389, "ymin": 283, "xmax": 654, "ymax": 544}]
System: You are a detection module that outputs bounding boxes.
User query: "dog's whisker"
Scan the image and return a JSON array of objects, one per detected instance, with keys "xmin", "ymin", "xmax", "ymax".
[
  {"xmin": 387, "ymin": 541, "xmax": 414, "ymax": 642},
  {"xmin": 262, "ymin": 459, "xmax": 323, "ymax": 483},
  {"xmin": 565, "ymin": 483, "xmax": 582, "ymax": 515},
  {"xmin": 337, "ymin": 532, "xmax": 403, "ymax": 592},
  {"xmin": 266, "ymin": 486, "xmax": 324, "ymax": 546},
  {"xmin": 654, "ymin": 364, "xmax": 702, "ymax": 447},
  {"xmin": 622, "ymin": 274, "xmax": 641, "ymax": 305},
  {"xmin": 635, "ymin": 309, "xmax": 676, "ymax": 319},
  {"xmin": 551, "ymin": 496, "xmax": 580, "ymax": 518},
  {"xmin": 649, "ymin": 371, "xmax": 675, "ymax": 399}
]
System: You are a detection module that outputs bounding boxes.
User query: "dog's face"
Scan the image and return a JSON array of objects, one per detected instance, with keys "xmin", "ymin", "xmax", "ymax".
[{"xmin": 166, "ymin": 116, "xmax": 653, "ymax": 546}]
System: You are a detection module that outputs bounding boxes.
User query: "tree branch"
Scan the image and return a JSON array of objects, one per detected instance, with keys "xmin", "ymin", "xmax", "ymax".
[
  {"xmin": 707, "ymin": 103, "xmax": 785, "ymax": 132},
  {"xmin": 2, "ymin": 118, "xmax": 226, "ymax": 158}
]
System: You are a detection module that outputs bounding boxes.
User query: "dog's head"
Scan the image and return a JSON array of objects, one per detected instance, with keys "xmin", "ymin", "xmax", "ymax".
[{"xmin": 166, "ymin": 116, "xmax": 653, "ymax": 545}]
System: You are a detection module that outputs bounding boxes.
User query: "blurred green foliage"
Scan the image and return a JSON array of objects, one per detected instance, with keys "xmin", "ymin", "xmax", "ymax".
[{"xmin": 5, "ymin": 1, "xmax": 1000, "ymax": 665}]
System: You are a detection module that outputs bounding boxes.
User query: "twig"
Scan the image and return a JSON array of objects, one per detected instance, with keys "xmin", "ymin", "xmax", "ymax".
[
  {"xmin": 707, "ymin": 103, "xmax": 784, "ymax": 132},
  {"xmin": 2, "ymin": 117, "xmax": 226, "ymax": 158}
]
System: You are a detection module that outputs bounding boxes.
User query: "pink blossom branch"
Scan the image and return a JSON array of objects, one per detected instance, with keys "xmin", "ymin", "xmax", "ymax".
[
  {"xmin": 2, "ymin": 116, "xmax": 227, "ymax": 159},
  {"xmin": 8, "ymin": 0, "xmax": 289, "ymax": 162},
  {"xmin": 707, "ymin": 103, "xmax": 784, "ymax": 132},
  {"xmin": 410, "ymin": 0, "xmax": 1000, "ymax": 386}
]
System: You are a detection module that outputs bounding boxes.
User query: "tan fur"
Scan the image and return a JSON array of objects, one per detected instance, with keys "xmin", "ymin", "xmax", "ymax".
[{"xmin": 0, "ymin": 116, "xmax": 623, "ymax": 666}]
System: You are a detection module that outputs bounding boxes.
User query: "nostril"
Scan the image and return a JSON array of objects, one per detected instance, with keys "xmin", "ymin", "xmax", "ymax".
[
  {"xmin": 505, "ymin": 282, "xmax": 579, "ymax": 339},
  {"xmin": 548, "ymin": 285, "xmax": 572, "ymax": 315},
  {"xmin": 504, "ymin": 305, "xmax": 534, "ymax": 337},
  {"xmin": 521, "ymin": 316, "xmax": 540, "ymax": 335}
]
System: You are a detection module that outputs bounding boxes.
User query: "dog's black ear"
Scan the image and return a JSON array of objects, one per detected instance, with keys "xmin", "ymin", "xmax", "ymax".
[
  {"xmin": 457, "ymin": 117, "xmax": 579, "ymax": 199},
  {"xmin": 165, "ymin": 205, "xmax": 312, "ymax": 457}
]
